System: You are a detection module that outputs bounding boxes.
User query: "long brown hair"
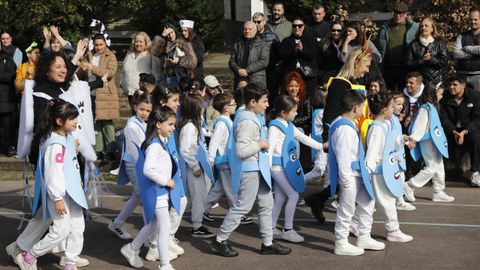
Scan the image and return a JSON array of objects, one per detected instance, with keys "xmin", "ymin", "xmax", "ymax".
[{"xmin": 178, "ymin": 93, "xmax": 204, "ymax": 142}]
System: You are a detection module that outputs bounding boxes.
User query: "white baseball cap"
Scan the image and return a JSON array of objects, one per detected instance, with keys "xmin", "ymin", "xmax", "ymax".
[{"xmin": 204, "ymin": 75, "xmax": 223, "ymax": 90}]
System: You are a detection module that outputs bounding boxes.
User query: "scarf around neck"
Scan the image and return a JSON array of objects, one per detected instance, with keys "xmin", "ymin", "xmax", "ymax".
[{"xmin": 403, "ymin": 83, "xmax": 425, "ymax": 104}]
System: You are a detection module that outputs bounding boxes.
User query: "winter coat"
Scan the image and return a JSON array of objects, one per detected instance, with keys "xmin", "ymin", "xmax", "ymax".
[
  {"xmin": 121, "ymin": 51, "xmax": 160, "ymax": 96},
  {"xmin": 376, "ymin": 17, "xmax": 419, "ymax": 62},
  {"xmin": 0, "ymin": 51, "xmax": 17, "ymax": 113},
  {"xmin": 440, "ymin": 87, "xmax": 480, "ymax": 135},
  {"xmin": 151, "ymin": 36, "xmax": 197, "ymax": 82},
  {"xmin": 77, "ymin": 48, "xmax": 119, "ymax": 120},
  {"xmin": 229, "ymin": 35, "xmax": 270, "ymax": 87},
  {"xmin": 406, "ymin": 37, "xmax": 448, "ymax": 85},
  {"xmin": 190, "ymin": 35, "xmax": 205, "ymax": 79}
]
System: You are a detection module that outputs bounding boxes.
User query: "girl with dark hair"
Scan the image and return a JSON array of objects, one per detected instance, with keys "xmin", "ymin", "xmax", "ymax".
[
  {"xmin": 269, "ymin": 95, "xmax": 322, "ymax": 243},
  {"xmin": 152, "ymin": 23, "xmax": 197, "ymax": 86},
  {"xmin": 340, "ymin": 21, "xmax": 381, "ymax": 63},
  {"xmin": 180, "ymin": 20, "xmax": 205, "ymax": 79},
  {"xmin": 364, "ymin": 91, "xmax": 414, "ymax": 243},
  {"xmin": 121, "ymin": 106, "xmax": 177, "ymax": 270},
  {"xmin": 404, "ymin": 83, "xmax": 455, "ymax": 203},
  {"xmin": 17, "ymin": 99, "xmax": 88, "ymax": 270},
  {"xmin": 152, "ymin": 83, "xmax": 180, "ymax": 111},
  {"xmin": 108, "ymin": 93, "xmax": 153, "ymax": 240},
  {"xmin": 178, "ymin": 93, "xmax": 214, "ymax": 238},
  {"xmin": 77, "ymin": 33, "xmax": 119, "ymax": 163}
]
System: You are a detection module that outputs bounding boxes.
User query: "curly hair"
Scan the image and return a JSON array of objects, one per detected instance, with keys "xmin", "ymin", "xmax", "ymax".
[
  {"xmin": 34, "ymin": 51, "xmax": 71, "ymax": 88},
  {"xmin": 281, "ymin": 71, "xmax": 306, "ymax": 109}
]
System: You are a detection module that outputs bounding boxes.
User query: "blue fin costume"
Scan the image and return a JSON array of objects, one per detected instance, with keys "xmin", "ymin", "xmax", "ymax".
[
  {"xmin": 311, "ymin": 108, "xmax": 324, "ymax": 162},
  {"xmin": 117, "ymin": 116, "xmax": 146, "ymax": 185}
]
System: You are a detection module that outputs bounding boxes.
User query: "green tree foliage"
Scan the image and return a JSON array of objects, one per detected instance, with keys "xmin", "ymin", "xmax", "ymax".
[{"xmin": 129, "ymin": 0, "xmax": 224, "ymax": 49}]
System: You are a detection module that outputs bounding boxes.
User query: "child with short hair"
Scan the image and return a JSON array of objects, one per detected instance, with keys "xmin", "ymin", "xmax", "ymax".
[
  {"xmin": 211, "ymin": 82, "xmax": 291, "ymax": 257},
  {"xmin": 329, "ymin": 90, "xmax": 384, "ymax": 256},
  {"xmin": 365, "ymin": 92, "xmax": 414, "ymax": 243}
]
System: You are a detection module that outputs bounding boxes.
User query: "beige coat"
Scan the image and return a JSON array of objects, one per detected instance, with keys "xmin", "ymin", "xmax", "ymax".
[{"xmin": 77, "ymin": 48, "xmax": 119, "ymax": 120}]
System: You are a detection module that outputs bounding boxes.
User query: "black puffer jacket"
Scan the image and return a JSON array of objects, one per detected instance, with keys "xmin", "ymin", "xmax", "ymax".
[
  {"xmin": 0, "ymin": 51, "xmax": 17, "ymax": 114},
  {"xmin": 406, "ymin": 37, "xmax": 448, "ymax": 85}
]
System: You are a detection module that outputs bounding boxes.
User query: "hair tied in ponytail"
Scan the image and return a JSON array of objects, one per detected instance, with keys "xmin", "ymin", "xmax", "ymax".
[{"xmin": 47, "ymin": 99, "xmax": 55, "ymax": 108}]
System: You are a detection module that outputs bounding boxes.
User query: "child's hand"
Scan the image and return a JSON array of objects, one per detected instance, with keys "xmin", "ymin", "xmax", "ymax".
[
  {"xmin": 55, "ymin": 200, "xmax": 67, "ymax": 216},
  {"xmin": 322, "ymin": 142, "xmax": 329, "ymax": 152},
  {"xmin": 259, "ymin": 140, "xmax": 269, "ymax": 150},
  {"xmin": 166, "ymin": 179, "xmax": 175, "ymax": 189},
  {"xmin": 193, "ymin": 169, "xmax": 202, "ymax": 177}
]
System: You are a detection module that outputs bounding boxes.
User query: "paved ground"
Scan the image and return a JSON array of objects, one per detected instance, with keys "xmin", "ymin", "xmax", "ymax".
[{"xmin": 0, "ymin": 179, "xmax": 479, "ymax": 270}]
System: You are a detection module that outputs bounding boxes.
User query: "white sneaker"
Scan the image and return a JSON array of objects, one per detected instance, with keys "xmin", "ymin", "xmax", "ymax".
[
  {"xmin": 356, "ymin": 234, "xmax": 385, "ymax": 250},
  {"xmin": 5, "ymin": 241, "xmax": 21, "ymax": 265},
  {"xmin": 331, "ymin": 199, "xmax": 339, "ymax": 210},
  {"xmin": 387, "ymin": 230, "xmax": 413, "ymax": 243},
  {"xmin": 16, "ymin": 253, "xmax": 37, "ymax": 270},
  {"xmin": 169, "ymin": 237, "xmax": 184, "ymax": 255},
  {"xmin": 108, "ymin": 221, "xmax": 132, "ymax": 240},
  {"xmin": 51, "ymin": 245, "xmax": 63, "ymax": 253},
  {"xmin": 59, "ymin": 256, "xmax": 90, "ymax": 267},
  {"xmin": 210, "ymin": 202, "xmax": 220, "ymax": 209},
  {"xmin": 470, "ymin": 172, "xmax": 480, "ymax": 187},
  {"xmin": 159, "ymin": 264, "xmax": 176, "ymax": 270},
  {"xmin": 120, "ymin": 244, "xmax": 143, "ymax": 268},
  {"xmin": 432, "ymin": 191, "xmax": 455, "ymax": 202},
  {"xmin": 110, "ymin": 167, "xmax": 120, "ymax": 175},
  {"xmin": 334, "ymin": 239, "xmax": 364, "ymax": 256},
  {"xmin": 403, "ymin": 182, "xmax": 416, "ymax": 202},
  {"xmin": 146, "ymin": 246, "xmax": 158, "ymax": 261},
  {"xmin": 396, "ymin": 201, "xmax": 416, "ymax": 211},
  {"xmin": 273, "ymin": 228, "xmax": 283, "ymax": 239},
  {"xmin": 281, "ymin": 229, "xmax": 304, "ymax": 243},
  {"xmin": 349, "ymin": 224, "xmax": 359, "ymax": 237}
]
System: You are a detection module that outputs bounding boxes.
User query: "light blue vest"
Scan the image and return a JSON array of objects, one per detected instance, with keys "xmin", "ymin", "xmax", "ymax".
[
  {"xmin": 409, "ymin": 103, "xmax": 449, "ymax": 161},
  {"xmin": 118, "ymin": 116, "xmax": 146, "ymax": 185},
  {"xmin": 32, "ymin": 133, "xmax": 88, "ymax": 219},
  {"xmin": 311, "ymin": 108, "xmax": 324, "ymax": 162},
  {"xmin": 213, "ymin": 117, "xmax": 233, "ymax": 167},
  {"xmin": 328, "ymin": 118, "xmax": 375, "ymax": 199},
  {"xmin": 197, "ymin": 131, "xmax": 215, "ymax": 183},
  {"xmin": 167, "ymin": 131, "xmax": 185, "ymax": 197},
  {"xmin": 367, "ymin": 120, "xmax": 403, "ymax": 197},
  {"xmin": 270, "ymin": 119, "xmax": 305, "ymax": 192},
  {"xmin": 390, "ymin": 115, "xmax": 407, "ymax": 171},
  {"xmin": 136, "ymin": 137, "xmax": 181, "ymax": 224},
  {"xmin": 230, "ymin": 111, "xmax": 271, "ymax": 194}
]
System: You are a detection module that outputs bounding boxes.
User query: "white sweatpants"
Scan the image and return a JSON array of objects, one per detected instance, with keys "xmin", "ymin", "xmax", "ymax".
[
  {"xmin": 30, "ymin": 195, "xmax": 85, "ymax": 265},
  {"xmin": 16, "ymin": 205, "xmax": 52, "ymax": 251},
  {"xmin": 371, "ymin": 174, "xmax": 399, "ymax": 232},
  {"xmin": 335, "ymin": 177, "xmax": 374, "ymax": 240},
  {"xmin": 408, "ymin": 140, "xmax": 445, "ymax": 193},
  {"xmin": 131, "ymin": 197, "xmax": 170, "ymax": 267},
  {"xmin": 305, "ymin": 149, "xmax": 328, "ymax": 182},
  {"xmin": 169, "ymin": 196, "xmax": 188, "ymax": 236},
  {"xmin": 271, "ymin": 171, "xmax": 299, "ymax": 230}
]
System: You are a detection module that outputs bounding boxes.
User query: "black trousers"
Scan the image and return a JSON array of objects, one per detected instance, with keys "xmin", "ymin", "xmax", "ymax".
[
  {"xmin": 0, "ymin": 111, "xmax": 16, "ymax": 152},
  {"xmin": 447, "ymin": 129, "xmax": 480, "ymax": 172}
]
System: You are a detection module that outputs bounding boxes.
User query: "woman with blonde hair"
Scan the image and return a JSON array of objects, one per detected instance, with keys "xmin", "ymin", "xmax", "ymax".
[
  {"xmin": 406, "ymin": 17, "xmax": 448, "ymax": 85},
  {"xmin": 121, "ymin": 31, "xmax": 160, "ymax": 105}
]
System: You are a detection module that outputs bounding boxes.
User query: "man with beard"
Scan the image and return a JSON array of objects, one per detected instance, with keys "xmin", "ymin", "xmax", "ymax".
[{"xmin": 267, "ymin": 2, "xmax": 292, "ymax": 42}]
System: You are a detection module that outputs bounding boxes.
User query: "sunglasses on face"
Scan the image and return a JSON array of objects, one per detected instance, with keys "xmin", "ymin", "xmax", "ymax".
[
  {"xmin": 292, "ymin": 24, "xmax": 304, "ymax": 29},
  {"xmin": 253, "ymin": 20, "xmax": 263, "ymax": 24},
  {"xmin": 331, "ymin": 29, "xmax": 342, "ymax": 32}
]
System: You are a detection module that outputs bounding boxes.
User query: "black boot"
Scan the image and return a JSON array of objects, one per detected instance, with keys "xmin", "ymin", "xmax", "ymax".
[
  {"xmin": 305, "ymin": 192, "xmax": 325, "ymax": 224},
  {"xmin": 211, "ymin": 238, "xmax": 238, "ymax": 257},
  {"xmin": 100, "ymin": 151, "xmax": 109, "ymax": 164},
  {"xmin": 260, "ymin": 240, "xmax": 291, "ymax": 255}
]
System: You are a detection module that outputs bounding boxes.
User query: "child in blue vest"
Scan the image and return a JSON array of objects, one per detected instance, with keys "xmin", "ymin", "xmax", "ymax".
[
  {"xmin": 365, "ymin": 92, "xmax": 414, "ymax": 243},
  {"xmin": 17, "ymin": 99, "xmax": 88, "ymax": 270},
  {"xmin": 109, "ymin": 93, "xmax": 153, "ymax": 240},
  {"xmin": 269, "ymin": 95, "xmax": 323, "ymax": 243},
  {"xmin": 179, "ymin": 93, "xmax": 215, "ymax": 238},
  {"xmin": 211, "ymin": 82, "xmax": 291, "ymax": 257},
  {"xmin": 404, "ymin": 84, "xmax": 455, "ymax": 202},
  {"xmin": 391, "ymin": 92, "xmax": 416, "ymax": 211},
  {"xmin": 121, "ymin": 106, "xmax": 177, "ymax": 270},
  {"xmin": 329, "ymin": 91, "xmax": 384, "ymax": 256}
]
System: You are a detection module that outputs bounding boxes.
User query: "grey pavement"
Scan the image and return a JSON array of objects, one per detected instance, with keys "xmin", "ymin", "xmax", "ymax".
[{"xmin": 0, "ymin": 180, "xmax": 479, "ymax": 270}]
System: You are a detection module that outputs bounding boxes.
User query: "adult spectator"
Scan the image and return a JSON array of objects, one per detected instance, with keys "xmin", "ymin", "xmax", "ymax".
[
  {"xmin": 152, "ymin": 23, "xmax": 197, "ymax": 87},
  {"xmin": 317, "ymin": 20, "xmax": 344, "ymax": 86},
  {"xmin": 120, "ymin": 32, "xmax": 160, "ymax": 105},
  {"xmin": 42, "ymin": 25, "xmax": 74, "ymax": 53},
  {"xmin": 453, "ymin": 7, "xmax": 480, "ymax": 92},
  {"xmin": 340, "ymin": 21, "xmax": 381, "ymax": 63},
  {"xmin": 278, "ymin": 17, "xmax": 318, "ymax": 96},
  {"xmin": 267, "ymin": 2, "xmax": 292, "ymax": 42},
  {"xmin": 376, "ymin": 1, "xmax": 419, "ymax": 91},
  {"xmin": 252, "ymin": 12, "xmax": 280, "ymax": 103},
  {"xmin": 0, "ymin": 31, "xmax": 22, "ymax": 67},
  {"xmin": 280, "ymin": 71, "xmax": 312, "ymax": 134},
  {"xmin": 15, "ymin": 42, "xmax": 41, "ymax": 94},
  {"xmin": 440, "ymin": 75, "xmax": 480, "ymax": 187},
  {"xmin": 406, "ymin": 17, "xmax": 448, "ymax": 86},
  {"xmin": 77, "ymin": 34, "xmax": 119, "ymax": 163},
  {"xmin": 309, "ymin": 3, "xmax": 330, "ymax": 43},
  {"xmin": 0, "ymin": 46, "xmax": 18, "ymax": 157},
  {"xmin": 180, "ymin": 19, "xmax": 205, "ymax": 79},
  {"xmin": 228, "ymin": 21, "xmax": 269, "ymax": 88}
]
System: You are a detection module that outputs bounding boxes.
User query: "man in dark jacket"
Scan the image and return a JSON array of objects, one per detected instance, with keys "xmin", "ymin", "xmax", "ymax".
[
  {"xmin": 309, "ymin": 3, "xmax": 330, "ymax": 43},
  {"xmin": 228, "ymin": 21, "xmax": 269, "ymax": 88},
  {"xmin": 375, "ymin": 2, "xmax": 419, "ymax": 91},
  {"xmin": 440, "ymin": 75, "xmax": 480, "ymax": 187},
  {"xmin": 453, "ymin": 7, "xmax": 480, "ymax": 92},
  {"xmin": 0, "ymin": 50, "xmax": 17, "ymax": 156}
]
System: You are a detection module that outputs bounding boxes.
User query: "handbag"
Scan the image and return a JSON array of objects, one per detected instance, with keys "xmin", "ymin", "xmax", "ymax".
[{"xmin": 298, "ymin": 64, "xmax": 317, "ymax": 78}]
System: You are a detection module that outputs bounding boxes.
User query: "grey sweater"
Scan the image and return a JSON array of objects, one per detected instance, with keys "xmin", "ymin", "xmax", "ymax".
[{"xmin": 235, "ymin": 111, "xmax": 261, "ymax": 163}]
